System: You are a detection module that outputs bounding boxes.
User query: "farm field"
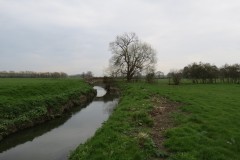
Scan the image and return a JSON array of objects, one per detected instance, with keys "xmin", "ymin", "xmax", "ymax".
[
  {"xmin": 70, "ymin": 80, "xmax": 240, "ymax": 160},
  {"xmin": 0, "ymin": 78, "xmax": 94, "ymax": 139}
]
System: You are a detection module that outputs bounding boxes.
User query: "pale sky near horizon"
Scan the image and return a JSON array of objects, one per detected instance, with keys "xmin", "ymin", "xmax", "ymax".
[{"xmin": 0, "ymin": 0, "xmax": 240, "ymax": 76}]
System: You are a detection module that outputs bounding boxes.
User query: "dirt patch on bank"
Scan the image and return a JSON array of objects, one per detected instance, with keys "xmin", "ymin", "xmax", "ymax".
[{"xmin": 150, "ymin": 96, "xmax": 182, "ymax": 159}]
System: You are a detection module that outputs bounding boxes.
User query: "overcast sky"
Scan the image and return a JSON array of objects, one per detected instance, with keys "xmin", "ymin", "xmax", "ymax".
[{"xmin": 0, "ymin": 0, "xmax": 240, "ymax": 76}]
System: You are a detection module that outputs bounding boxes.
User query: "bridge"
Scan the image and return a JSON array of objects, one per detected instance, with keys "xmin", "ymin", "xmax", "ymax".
[
  {"xmin": 84, "ymin": 77, "xmax": 119, "ymax": 95},
  {"xmin": 85, "ymin": 77, "xmax": 106, "ymax": 87}
]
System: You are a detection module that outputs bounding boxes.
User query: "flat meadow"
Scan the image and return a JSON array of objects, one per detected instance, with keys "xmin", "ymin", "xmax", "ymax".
[
  {"xmin": 71, "ymin": 80, "xmax": 240, "ymax": 160},
  {"xmin": 1, "ymin": 78, "xmax": 239, "ymax": 160}
]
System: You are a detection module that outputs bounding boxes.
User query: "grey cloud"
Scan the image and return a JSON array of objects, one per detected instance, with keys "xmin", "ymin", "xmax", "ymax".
[{"xmin": 0, "ymin": 0, "xmax": 240, "ymax": 75}]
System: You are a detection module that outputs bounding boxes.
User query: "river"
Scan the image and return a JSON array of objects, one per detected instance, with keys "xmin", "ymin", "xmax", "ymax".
[{"xmin": 0, "ymin": 86, "xmax": 118, "ymax": 160}]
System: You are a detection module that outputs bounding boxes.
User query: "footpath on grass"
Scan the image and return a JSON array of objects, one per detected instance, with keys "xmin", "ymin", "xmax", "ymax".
[
  {"xmin": 0, "ymin": 78, "xmax": 96, "ymax": 141},
  {"xmin": 70, "ymin": 81, "xmax": 240, "ymax": 160}
]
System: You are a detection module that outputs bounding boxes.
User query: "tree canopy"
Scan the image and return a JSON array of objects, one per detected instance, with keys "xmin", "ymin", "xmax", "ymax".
[
  {"xmin": 109, "ymin": 32, "xmax": 157, "ymax": 81},
  {"xmin": 182, "ymin": 62, "xmax": 240, "ymax": 84}
]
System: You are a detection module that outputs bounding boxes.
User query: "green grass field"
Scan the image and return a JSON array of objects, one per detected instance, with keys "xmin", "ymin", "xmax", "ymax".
[
  {"xmin": 70, "ymin": 80, "xmax": 240, "ymax": 160},
  {"xmin": 0, "ymin": 78, "xmax": 94, "ymax": 138}
]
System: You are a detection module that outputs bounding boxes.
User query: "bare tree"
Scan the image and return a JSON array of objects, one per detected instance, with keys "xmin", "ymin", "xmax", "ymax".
[
  {"xmin": 182, "ymin": 62, "xmax": 240, "ymax": 84},
  {"xmin": 85, "ymin": 71, "xmax": 93, "ymax": 78},
  {"xmin": 104, "ymin": 65, "xmax": 122, "ymax": 78},
  {"xmin": 156, "ymin": 71, "xmax": 164, "ymax": 79},
  {"xmin": 168, "ymin": 70, "xmax": 182, "ymax": 85},
  {"xmin": 145, "ymin": 72, "xmax": 155, "ymax": 83},
  {"xmin": 109, "ymin": 32, "xmax": 157, "ymax": 81}
]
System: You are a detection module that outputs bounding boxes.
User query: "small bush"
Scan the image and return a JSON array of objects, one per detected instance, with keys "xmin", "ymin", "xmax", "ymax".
[
  {"xmin": 146, "ymin": 72, "xmax": 155, "ymax": 83},
  {"xmin": 168, "ymin": 70, "xmax": 182, "ymax": 85}
]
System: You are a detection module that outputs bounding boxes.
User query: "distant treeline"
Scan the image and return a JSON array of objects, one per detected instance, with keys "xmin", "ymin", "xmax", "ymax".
[
  {"xmin": 0, "ymin": 71, "xmax": 68, "ymax": 78},
  {"xmin": 182, "ymin": 62, "xmax": 240, "ymax": 84},
  {"xmin": 69, "ymin": 71, "xmax": 93, "ymax": 79}
]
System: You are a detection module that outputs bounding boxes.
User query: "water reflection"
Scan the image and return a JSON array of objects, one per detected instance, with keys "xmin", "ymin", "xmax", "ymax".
[
  {"xmin": 0, "ymin": 86, "xmax": 118, "ymax": 160},
  {"xmin": 0, "ymin": 115, "xmax": 71, "ymax": 153},
  {"xmin": 93, "ymin": 86, "xmax": 107, "ymax": 97}
]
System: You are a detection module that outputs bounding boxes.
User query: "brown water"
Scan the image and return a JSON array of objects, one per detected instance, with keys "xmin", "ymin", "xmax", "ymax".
[{"xmin": 0, "ymin": 86, "xmax": 118, "ymax": 160}]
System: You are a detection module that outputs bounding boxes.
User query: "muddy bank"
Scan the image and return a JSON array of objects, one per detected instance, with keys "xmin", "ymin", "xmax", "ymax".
[
  {"xmin": 0, "ymin": 89, "xmax": 96, "ymax": 141},
  {"xmin": 150, "ymin": 96, "xmax": 182, "ymax": 159}
]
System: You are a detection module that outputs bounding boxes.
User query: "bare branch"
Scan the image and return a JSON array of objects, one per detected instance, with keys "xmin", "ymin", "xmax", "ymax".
[{"xmin": 108, "ymin": 32, "xmax": 157, "ymax": 81}]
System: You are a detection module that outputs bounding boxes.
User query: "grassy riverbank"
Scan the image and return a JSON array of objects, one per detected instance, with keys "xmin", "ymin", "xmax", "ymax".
[
  {"xmin": 0, "ymin": 78, "xmax": 95, "ymax": 139},
  {"xmin": 70, "ymin": 80, "xmax": 240, "ymax": 160}
]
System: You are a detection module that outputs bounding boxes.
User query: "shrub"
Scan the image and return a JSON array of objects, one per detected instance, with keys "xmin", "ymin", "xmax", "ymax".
[{"xmin": 168, "ymin": 70, "xmax": 182, "ymax": 85}]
